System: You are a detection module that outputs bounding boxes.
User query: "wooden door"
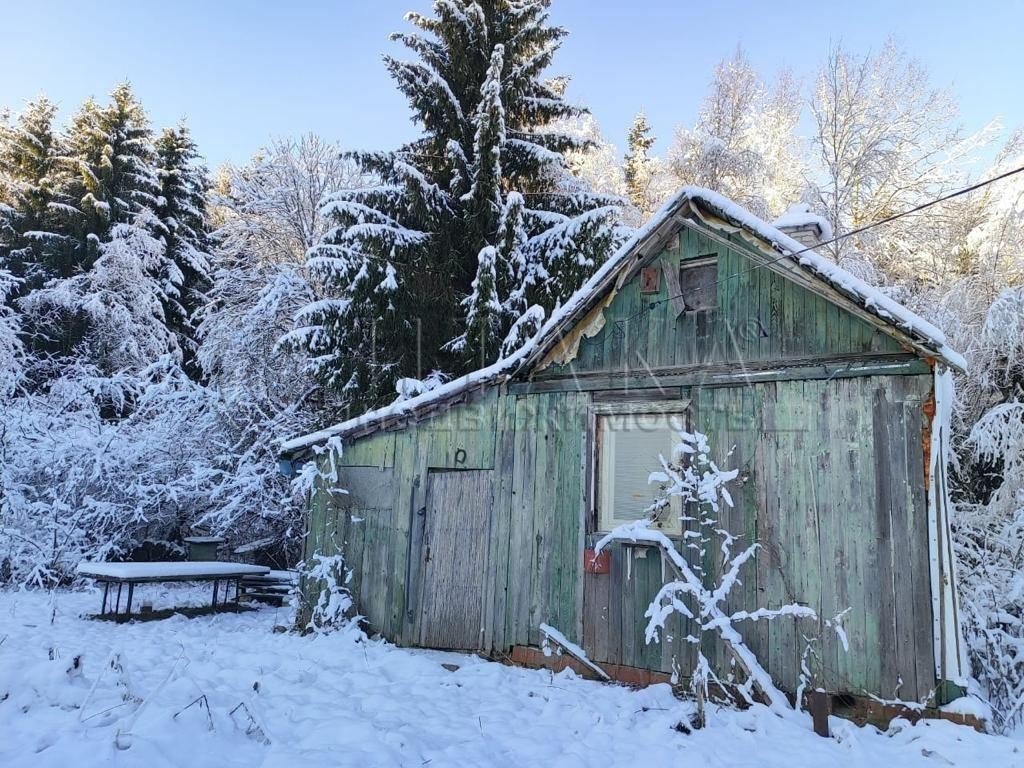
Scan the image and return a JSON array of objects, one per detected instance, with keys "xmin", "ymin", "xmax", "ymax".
[{"xmin": 418, "ymin": 469, "xmax": 493, "ymax": 650}]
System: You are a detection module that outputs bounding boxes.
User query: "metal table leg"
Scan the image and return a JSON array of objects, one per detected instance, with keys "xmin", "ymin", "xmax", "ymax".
[{"xmin": 101, "ymin": 582, "xmax": 110, "ymax": 615}]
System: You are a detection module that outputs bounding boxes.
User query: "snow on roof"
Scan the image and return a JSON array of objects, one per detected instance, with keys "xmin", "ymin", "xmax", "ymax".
[
  {"xmin": 772, "ymin": 202, "xmax": 834, "ymax": 241},
  {"xmin": 282, "ymin": 187, "xmax": 964, "ymax": 454},
  {"xmin": 279, "ymin": 344, "xmax": 536, "ymax": 454}
]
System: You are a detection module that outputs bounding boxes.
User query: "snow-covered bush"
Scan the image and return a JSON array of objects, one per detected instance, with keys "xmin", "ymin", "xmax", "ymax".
[
  {"xmin": 302, "ymin": 553, "xmax": 353, "ymax": 634},
  {"xmin": 956, "ymin": 400, "xmax": 1024, "ymax": 732},
  {"xmin": 595, "ymin": 427, "xmax": 815, "ymax": 721},
  {"xmin": 0, "ymin": 357, "xmax": 221, "ymax": 586}
]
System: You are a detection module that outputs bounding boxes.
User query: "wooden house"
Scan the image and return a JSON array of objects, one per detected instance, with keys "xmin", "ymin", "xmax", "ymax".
[{"xmin": 281, "ymin": 187, "xmax": 967, "ymax": 707}]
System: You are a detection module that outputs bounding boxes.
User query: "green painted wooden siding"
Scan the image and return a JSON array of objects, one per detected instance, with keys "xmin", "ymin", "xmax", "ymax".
[
  {"xmin": 298, "ymin": 219, "xmax": 940, "ymax": 701},
  {"xmin": 302, "ymin": 372, "xmax": 938, "ymax": 701},
  {"xmin": 543, "ymin": 224, "xmax": 905, "ymax": 379}
]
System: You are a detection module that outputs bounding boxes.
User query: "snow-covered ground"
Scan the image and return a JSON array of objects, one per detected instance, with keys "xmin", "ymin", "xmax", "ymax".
[{"xmin": 1, "ymin": 588, "xmax": 1022, "ymax": 768}]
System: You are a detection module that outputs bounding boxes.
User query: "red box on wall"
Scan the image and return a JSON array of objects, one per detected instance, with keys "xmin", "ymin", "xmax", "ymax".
[{"xmin": 583, "ymin": 548, "xmax": 610, "ymax": 574}]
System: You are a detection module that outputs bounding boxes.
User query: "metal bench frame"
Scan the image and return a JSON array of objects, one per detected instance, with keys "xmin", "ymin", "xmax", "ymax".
[{"xmin": 97, "ymin": 574, "xmax": 247, "ymax": 619}]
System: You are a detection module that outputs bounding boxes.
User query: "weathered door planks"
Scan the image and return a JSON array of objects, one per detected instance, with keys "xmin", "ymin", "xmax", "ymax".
[{"xmin": 418, "ymin": 469, "xmax": 494, "ymax": 650}]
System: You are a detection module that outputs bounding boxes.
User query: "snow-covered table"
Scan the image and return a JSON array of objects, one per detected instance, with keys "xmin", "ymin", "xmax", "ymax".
[{"xmin": 76, "ymin": 561, "xmax": 270, "ymax": 619}]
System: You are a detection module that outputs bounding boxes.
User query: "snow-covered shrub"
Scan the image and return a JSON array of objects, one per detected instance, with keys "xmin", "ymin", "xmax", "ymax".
[
  {"xmin": 302, "ymin": 553, "xmax": 353, "ymax": 634},
  {"xmin": 0, "ymin": 358, "xmax": 221, "ymax": 586},
  {"xmin": 942, "ymin": 287, "xmax": 1024, "ymax": 733},
  {"xmin": 956, "ymin": 401, "xmax": 1024, "ymax": 732},
  {"xmin": 595, "ymin": 427, "xmax": 815, "ymax": 720}
]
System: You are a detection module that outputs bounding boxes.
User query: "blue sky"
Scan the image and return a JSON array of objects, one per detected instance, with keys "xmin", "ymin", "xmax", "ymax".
[{"xmin": 1, "ymin": 1, "xmax": 1020, "ymax": 169}]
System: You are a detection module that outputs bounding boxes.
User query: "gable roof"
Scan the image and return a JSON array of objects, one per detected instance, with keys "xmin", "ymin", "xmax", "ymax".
[{"xmin": 282, "ymin": 187, "xmax": 964, "ymax": 455}]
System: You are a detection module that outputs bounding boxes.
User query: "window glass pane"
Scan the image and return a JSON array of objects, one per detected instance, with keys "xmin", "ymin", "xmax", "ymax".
[
  {"xmin": 679, "ymin": 257, "xmax": 717, "ymax": 312},
  {"xmin": 598, "ymin": 412, "xmax": 683, "ymax": 534}
]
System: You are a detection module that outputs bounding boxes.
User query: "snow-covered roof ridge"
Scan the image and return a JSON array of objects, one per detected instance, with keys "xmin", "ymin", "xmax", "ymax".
[{"xmin": 282, "ymin": 186, "xmax": 965, "ymax": 454}]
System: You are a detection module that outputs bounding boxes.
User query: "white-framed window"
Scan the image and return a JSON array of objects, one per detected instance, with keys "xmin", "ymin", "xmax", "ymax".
[{"xmin": 595, "ymin": 406, "xmax": 687, "ymax": 535}]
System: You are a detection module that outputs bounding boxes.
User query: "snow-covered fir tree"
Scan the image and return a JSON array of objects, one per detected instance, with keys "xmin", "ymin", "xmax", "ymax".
[
  {"xmin": 23, "ymin": 84, "xmax": 179, "ymax": 373},
  {"xmin": 288, "ymin": 0, "xmax": 624, "ymax": 413},
  {"xmin": 155, "ymin": 124, "xmax": 212, "ymax": 376},
  {"xmin": 59, "ymin": 84, "xmax": 163, "ymax": 267},
  {"xmin": 623, "ymin": 111, "xmax": 657, "ymax": 218},
  {"xmin": 0, "ymin": 97, "xmax": 65, "ymax": 294}
]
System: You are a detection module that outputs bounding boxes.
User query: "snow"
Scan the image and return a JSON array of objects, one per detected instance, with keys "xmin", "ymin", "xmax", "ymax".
[
  {"xmin": 772, "ymin": 202, "xmax": 835, "ymax": 240},
  {"xmin": 283, "ymin": 186, "xmax": 966, "ymax": 454},
  {"xmin": 76, "ymin": 562, "xmax": 270, "ymax": 581},
  {"xmin": 942, "ymin": 695, "xmax": 995, "ymax": 721},
  {"xmin": 1, "ymin": 589, "xmax": 1019, "ymax": 768}
]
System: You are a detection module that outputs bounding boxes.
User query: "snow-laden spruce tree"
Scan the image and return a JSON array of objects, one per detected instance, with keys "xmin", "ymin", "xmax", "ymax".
[
  {"xmin": 58, "ymin": 85, "xmax": 164, "ymax": 268},
  {"xmin": 0, "ymin": 97, "xmax": 66, "ymax": 293},
  {"xmin": 19, "ymin": 84, "xmax": 185, "ymax": 374},
  {"xmin": 595, "ymin": 426, "xmax": 815, "ymax": 722},
  {"xmin": 155, "ymin": 124, "xmax": 212, "ymax": 376},
  {"xmin": 287, "ymin": 0, "xmax": 625, "ymax": 413},
  {"xmin": 623, "ymin": 111, "xmax": 659, "ymax": 220}
]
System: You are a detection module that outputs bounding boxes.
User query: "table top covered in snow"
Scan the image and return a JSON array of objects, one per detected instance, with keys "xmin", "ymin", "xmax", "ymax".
[{"xmin": 76, "ymin": 561, "xmax": 270, "ymax": 583}]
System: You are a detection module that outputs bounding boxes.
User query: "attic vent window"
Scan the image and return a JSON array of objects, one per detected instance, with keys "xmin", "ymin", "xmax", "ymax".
[{"xmin": 678, "ymin": 255, "xmax": 718, "ymax": 312}]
